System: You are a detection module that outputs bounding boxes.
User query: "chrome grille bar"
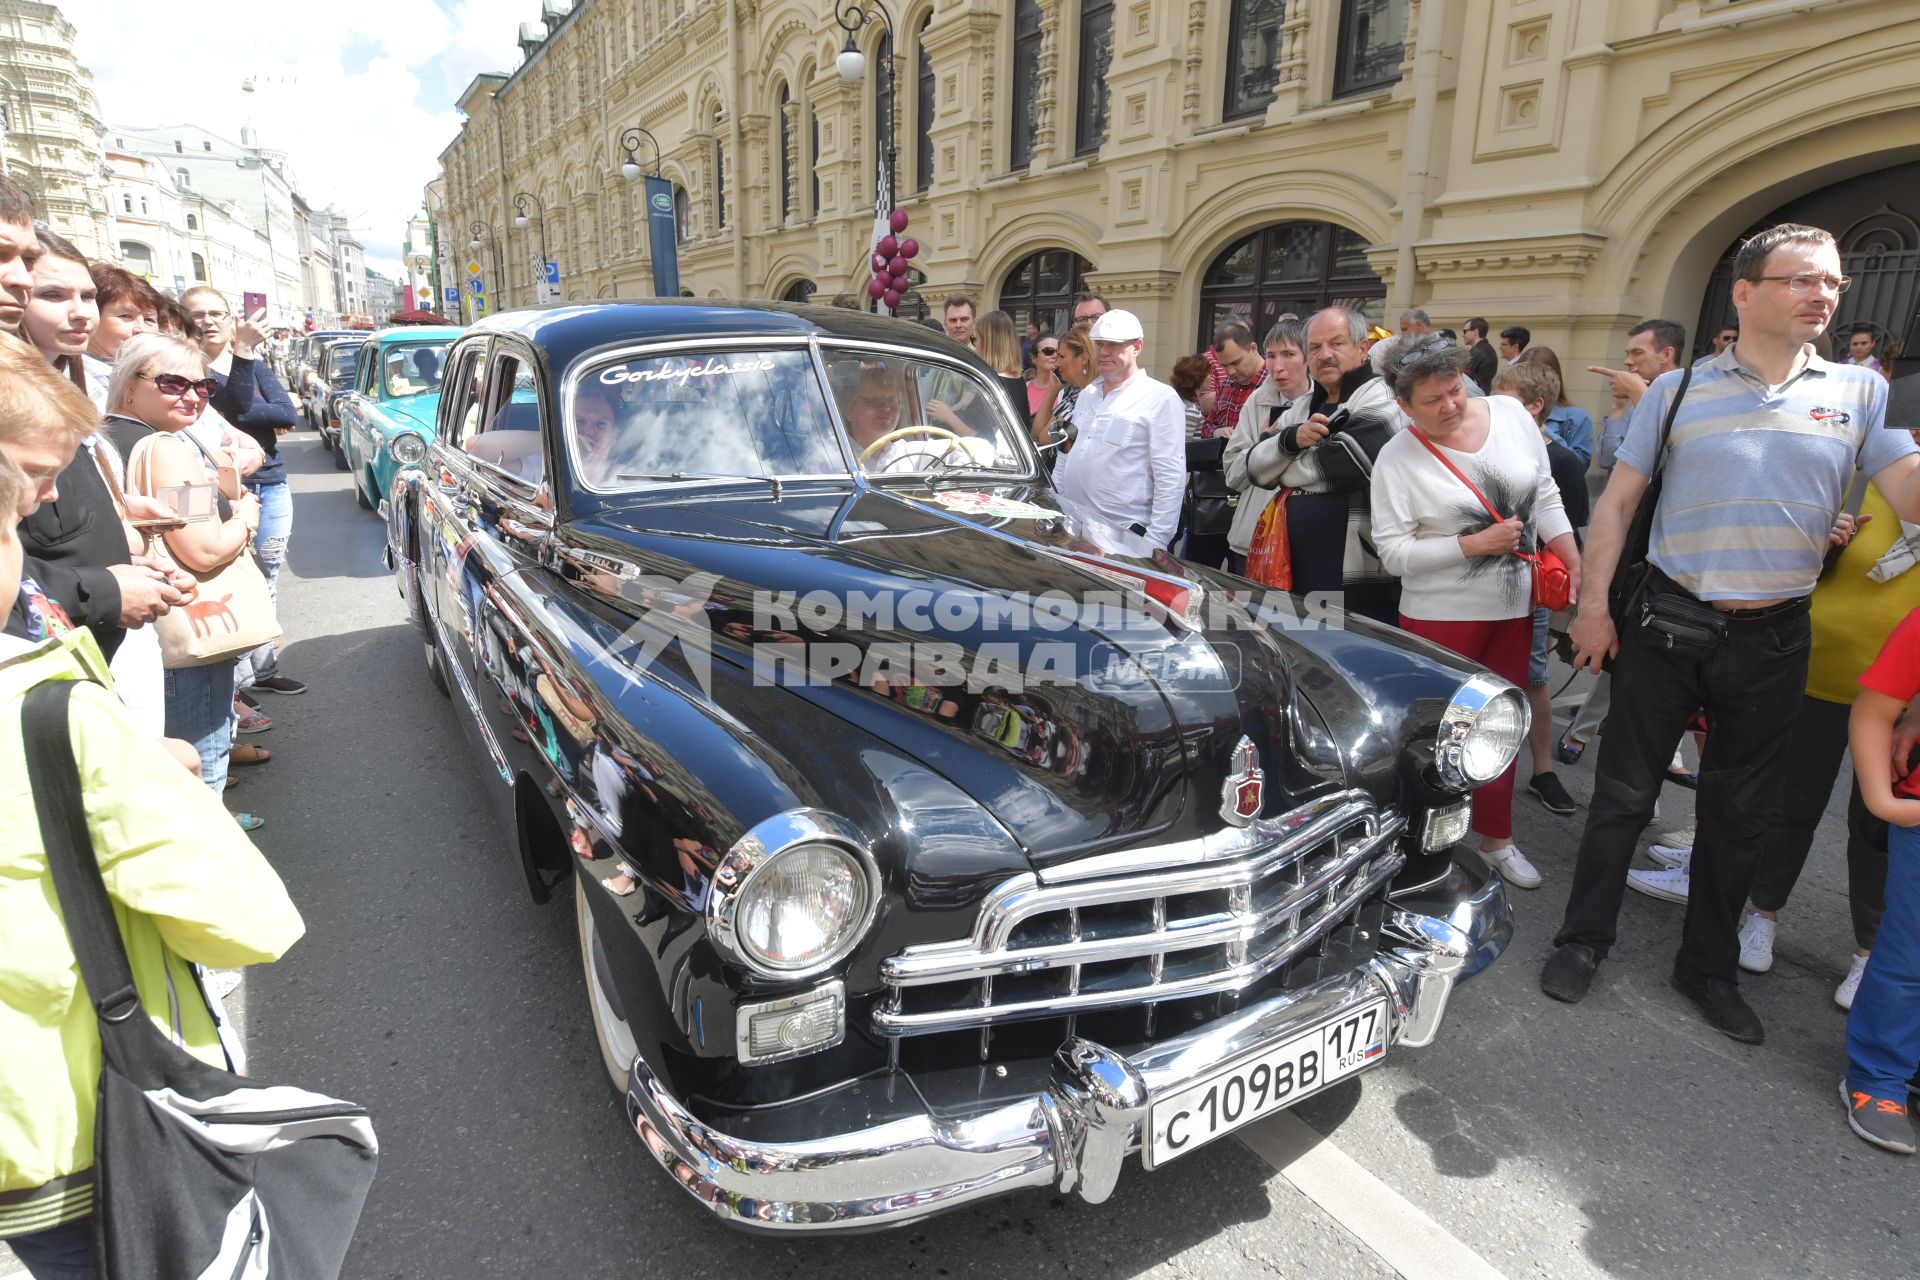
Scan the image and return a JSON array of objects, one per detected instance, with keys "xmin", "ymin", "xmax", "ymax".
[{"xmin": 873, "ymin": 799, "xmax": 1406, "ymax": 1039}]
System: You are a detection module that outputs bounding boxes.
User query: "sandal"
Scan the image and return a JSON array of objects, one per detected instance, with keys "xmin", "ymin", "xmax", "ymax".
[
  {"xmin": 233, "ymin": 811, "xmax": 266, "ymax": 832},
  {"xmin": 225, "ymin": 776, "xmax": 240, "ymax": 790},
  {"xmin": 230, "ymin": 743, "xmax": 272, "ymax": 767},
  {"xmin": 236, "ymin": 708, "xmax": 273, "ymax": 734}
]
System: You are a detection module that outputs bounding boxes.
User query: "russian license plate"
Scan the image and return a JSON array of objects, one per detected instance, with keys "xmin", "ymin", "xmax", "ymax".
[{"xmin": 1144, "ymin": 1000, "xmax": 1388, "ymax": 1168}]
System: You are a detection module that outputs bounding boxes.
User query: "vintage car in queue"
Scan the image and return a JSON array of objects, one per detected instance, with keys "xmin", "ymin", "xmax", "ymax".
[
  {"xmin": 312, "ymin": 337, "xmax": 367, "ymax": 456},
  {"xmin": 291, "ymin": 328, "xmax": 365, "ymax": 416},
  {"xmin": 338, "ymin": 325, "xmax": 461, "ymax": 512},
  {"xmin": 379, "ymin": 301, "xmax": 1522, "ymax": 1232}
]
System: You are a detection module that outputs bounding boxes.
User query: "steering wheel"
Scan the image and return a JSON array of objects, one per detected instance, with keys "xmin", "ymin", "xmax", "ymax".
[{"xmin": 856, "ymin": 423, "xmax": 965, "ymax": 471}]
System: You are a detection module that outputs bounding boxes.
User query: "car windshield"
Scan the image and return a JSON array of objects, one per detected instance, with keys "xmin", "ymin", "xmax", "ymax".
[
  {"xmin": 326, "ymin": 347, "xmax": 360, "ymax": 379},
  {"xmin": 568, "ymin": 348, "xmax": 846, "ymax": 489},
  {"xmin": 819, "ymin": 348, "xmax": 1030, "ymax": 479},
  {"xmin": 382, "ymin": 343, "xmax": 449, "ymax": 398}
]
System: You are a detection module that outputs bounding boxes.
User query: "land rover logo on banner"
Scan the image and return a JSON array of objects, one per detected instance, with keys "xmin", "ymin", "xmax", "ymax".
[
  {"xmin": 651, "ymin": 192, "xmax": 673, "ymax": 212},
  {"xmin": 1220, "ymin": 735, "xmax": 1264, "ymax": 827}
]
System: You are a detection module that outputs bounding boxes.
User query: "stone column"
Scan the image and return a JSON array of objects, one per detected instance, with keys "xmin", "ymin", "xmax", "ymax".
[{"xmin": 1267, "ymin": 0, "xmax": 1313, "ymax": 122}]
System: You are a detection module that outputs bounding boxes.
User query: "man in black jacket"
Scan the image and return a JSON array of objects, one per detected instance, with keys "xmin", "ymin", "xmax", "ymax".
[{"xmin": 1464, "ymin": 317, "xmax": 1497, "ymax": 394}]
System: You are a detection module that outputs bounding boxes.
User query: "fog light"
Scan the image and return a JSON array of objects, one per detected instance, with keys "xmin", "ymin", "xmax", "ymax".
[
  {"xmin": 737, "ymin": 981, "xmax": 845, "ymax": 1065},
  {"xmin": 1422, "ymin": 801, "xmax": 1472, "ymax": 851}
]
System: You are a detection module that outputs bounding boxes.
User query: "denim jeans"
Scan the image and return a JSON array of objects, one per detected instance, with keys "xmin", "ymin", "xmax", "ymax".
[
  {"xmin": 1553, "ymin": 593, "xmax": 1813, "ymax": 983},
  {"xmin": 235, "ymin": 478, "xmax": 290, "ymax": 687},
  {"xmin": 164, "ymin": 660, "xmax": 236, "ymax": 795},
  {"xmin": 1846, "ymin": 822, "xmax": 1920, "ymax": 1100},
  {"xmin": 6, "ymin": 1218, "xmax": 93, "ymax": 1279}
]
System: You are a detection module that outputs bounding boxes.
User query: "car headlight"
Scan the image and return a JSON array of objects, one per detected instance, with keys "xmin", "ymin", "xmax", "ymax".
[
  {"xmin": 709, "ymin": 811, "xmax": 880, "ymax": 979},
  {"xmin": 1435, "ymin": 672, "xmax": 1529, "ymax": 789},
  {"xmin": 387, "ymin": 432, "xmax": 426, "ymax": 465}
]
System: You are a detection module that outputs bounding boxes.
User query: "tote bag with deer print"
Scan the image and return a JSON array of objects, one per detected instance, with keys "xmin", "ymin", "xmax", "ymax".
[{"xmin": 126, "ymin": 433, "xmax": 281, "ymax": 668}]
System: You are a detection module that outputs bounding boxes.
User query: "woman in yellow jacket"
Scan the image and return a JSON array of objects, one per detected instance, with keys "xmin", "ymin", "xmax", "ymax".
[{"xmin": 0, "ymin": 453, "xmax": 304, "ymax": 1279}]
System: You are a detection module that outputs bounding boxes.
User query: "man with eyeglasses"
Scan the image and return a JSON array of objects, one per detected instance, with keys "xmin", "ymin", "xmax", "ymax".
[{"xmin": 1541, "ymin": 223, "xmax": 1920, "ymax": 1045}]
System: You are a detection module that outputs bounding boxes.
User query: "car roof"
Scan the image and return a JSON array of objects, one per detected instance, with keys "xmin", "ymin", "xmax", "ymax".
[
  {"xmin": 369, "ymin": 325, "xmax": 464, "ymax": 346},
  {"xmin": 462, "ymin": 299, "xmax": 973, "ymax": 374}
]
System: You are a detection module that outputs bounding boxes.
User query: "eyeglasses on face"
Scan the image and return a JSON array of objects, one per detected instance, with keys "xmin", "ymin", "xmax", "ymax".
[
  {"xmin": 140, "ymin": 372, "xmax": 218, "ymax": 398},
  {"xmin": 1749, "ymin": 273, "xmax": 1852, "ymax": 295},
  {"xmin": 186, "ymin": 309, "xmax": 229, "ymax": 321}
]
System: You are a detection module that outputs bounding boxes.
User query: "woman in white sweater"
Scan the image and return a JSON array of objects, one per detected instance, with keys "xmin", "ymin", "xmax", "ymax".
[{"xmin": 1370, "ymin": 339, "xmax": 1582, "ymax": 890}]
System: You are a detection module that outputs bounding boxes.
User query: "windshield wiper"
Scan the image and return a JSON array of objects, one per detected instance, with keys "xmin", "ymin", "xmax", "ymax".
[
  {"xmin": 924, "ymin": 465, "xmax": 1024, "ymax": 488},
  {"xmin": 614, "ymin": 472, "xmax": 784, "ymax": 499}
]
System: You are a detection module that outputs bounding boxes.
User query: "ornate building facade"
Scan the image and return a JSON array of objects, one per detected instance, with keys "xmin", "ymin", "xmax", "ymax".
[
  {"xmin": 434, "ymin": 0, "xmax": 1920, "ymax": 386},
  {"xmin": 0, "ymin": 0, "xmax": 111, "ymax": 260}
]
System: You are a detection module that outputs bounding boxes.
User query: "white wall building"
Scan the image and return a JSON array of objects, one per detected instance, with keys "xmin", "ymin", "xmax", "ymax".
[{"xmin": 0, "ymin": 0, "xmax": 111, "ymax": 259}]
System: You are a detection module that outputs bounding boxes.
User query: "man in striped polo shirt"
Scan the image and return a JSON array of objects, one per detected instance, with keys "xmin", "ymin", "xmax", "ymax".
[{"xmin": 1540, "ymin": 223, "xmax": 1920, "ymax": 1042}]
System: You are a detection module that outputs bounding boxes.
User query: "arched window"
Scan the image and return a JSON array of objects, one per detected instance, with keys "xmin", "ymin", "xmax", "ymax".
[
  {"xmin": 1010, "ymin": 1, "xmax": 1041, "ymax": 170},
  {"xmin": 186, "ymin": 213, "xmax": 198, "ymax": 231},
  {"xmin": 1000, "ymin": 249, "xmax": 1092, "ymax": 338},
  {"xmin": 874, "ymin": 30, "xmax": 894, "ymax": 206},
  {"xmin": 915, "ymin": 16, "xmax": 935, "ymax": 192},
  {"xmin": 1225, "ymin": 0, "xmax": 1286, "ymax": 119},
  {"xmin": 1196, "ymin": 221, "xmax": 1384, "ymax": 349},
  {"xmin": 1076, "ymin": 0, "xmax": 1113, "ymax": 155},
  {"xmin": 119, "ymin": 242, "xmax": 154, "ymax": 276},
  {"xmin": 1335, "ymin": 0, "xmax": 1410, "ymax": 98},
  {"xmin": 778, "ymin": 83, "xmax": 793, "ymax": 222},
  {"xmin": 712, "ymin": 104, "xmax": 727, "ymax": 230},
  {"xmin": 782, "ymin": 280, "xmax": 816, "ymax": 304},
  {"xmin": 674, "ymin": 185, "xmax": 692, "ymax": 243},
  {"xmin": 175, "ymin": 167, "xmax": 191, "ymax": 188},
  {"xmin": 191, "ymin": 252, "xmax": 208, "ymax": 282}
]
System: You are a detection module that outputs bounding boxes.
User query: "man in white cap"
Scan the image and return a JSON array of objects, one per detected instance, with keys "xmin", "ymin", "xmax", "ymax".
[{"xmin": 1053, "ymin": 309, "xmax": 1186, "ymax": 548}]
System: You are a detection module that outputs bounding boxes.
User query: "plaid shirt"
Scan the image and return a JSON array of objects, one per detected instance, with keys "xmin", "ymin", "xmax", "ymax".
[{"xmin": 1203, "ymin": 351, "xmax": 1266, "ymax": 439}]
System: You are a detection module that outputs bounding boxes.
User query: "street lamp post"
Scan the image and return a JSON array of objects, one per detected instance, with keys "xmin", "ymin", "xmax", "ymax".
[
  {"xmin": 409, "ymin": 252, "xmax": 432, "ymax": 313},
  {"xmin": 513, "ymin": 191, "xmax": 551, "ymax": 303},
  {"xmin": 468, "ymin": 220, "xmax": 504, "ymax": 314},
  {"xmin": 619, "ymin": 127, "xmax": 662, "ymax": 182},
  {"xmin": 834, "ymin": 0, "xmax": 897, "ymax": 215}
]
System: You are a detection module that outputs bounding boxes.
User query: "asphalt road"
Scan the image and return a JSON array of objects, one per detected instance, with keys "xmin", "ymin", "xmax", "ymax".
[{"xmin": 207, "ymin": 431, "xmax": 1911, "ymax": 1279}]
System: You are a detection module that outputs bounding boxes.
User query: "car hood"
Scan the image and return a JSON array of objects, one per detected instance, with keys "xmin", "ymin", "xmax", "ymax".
[
  {"xmin": 374, "ymin": 394, "xmax": 441, "ymax": 436},
  {"xmin": 561, "ymin": 484, "xmax": 1452, "ymax": 865}
]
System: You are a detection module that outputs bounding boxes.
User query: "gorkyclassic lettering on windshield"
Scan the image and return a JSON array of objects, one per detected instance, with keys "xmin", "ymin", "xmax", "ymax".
[{"xmin": 598, "ymin": 355, "xmax": 777, "ymax": 386}]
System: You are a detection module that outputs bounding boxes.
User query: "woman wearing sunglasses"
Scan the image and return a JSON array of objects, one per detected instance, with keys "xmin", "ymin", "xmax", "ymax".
[
  {"xmin": 1027, "ymin": 334, "xmax": 1059, "ymax": 419},
  {"xmin": 104, "ymin": 333, "xmax": 265, "ymax": 828}
]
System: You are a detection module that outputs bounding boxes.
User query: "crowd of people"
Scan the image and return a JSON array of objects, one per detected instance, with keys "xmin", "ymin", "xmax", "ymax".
[
  {"xmin": 1, "ymin": 172, "xmax": 308, "ymax": 1277},
  {"xmin": 931, "ymin": 223, "xmax": 1920, "ymax": 1158}
]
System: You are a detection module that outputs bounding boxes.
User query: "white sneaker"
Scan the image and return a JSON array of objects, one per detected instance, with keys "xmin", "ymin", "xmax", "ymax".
[
  {"xmin": 1483, "ymin": 843, "xmax": 1542, "ymax": 889},
  {"xmin": 1626, "ymin": 864, "xmax": 1690, "ymax": 904},
  {"xmin": 1836, "ymin": 952, "xmax": 1870, "ymax": 1010},
  {"xmin": 1656, "ymin": 827, "xmax": 1696, "ymax": 851},
  {"xmin": 1647, "ymin": 843, "xmax": 1692, "ymax": 870},
  {"xmin": 1738, "ymin": 914, "xmax": 1777, "ymax": 974}
]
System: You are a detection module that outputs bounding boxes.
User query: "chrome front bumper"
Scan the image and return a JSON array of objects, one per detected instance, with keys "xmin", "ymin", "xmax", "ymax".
[{"xmin": 623, "ymin": 851, "xmax": 1510, "ymax": 1233}]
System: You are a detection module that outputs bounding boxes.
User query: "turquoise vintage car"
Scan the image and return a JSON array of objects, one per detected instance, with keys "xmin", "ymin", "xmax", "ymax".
[{"xmin": 338, "ymin": 325, "xmax": 463, "ymax": 512}]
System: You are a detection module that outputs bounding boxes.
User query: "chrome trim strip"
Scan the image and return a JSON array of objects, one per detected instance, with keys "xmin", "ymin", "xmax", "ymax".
[{"xmin": 1036, "ymin": 789, "xmax": 1377, "ymax": 884}]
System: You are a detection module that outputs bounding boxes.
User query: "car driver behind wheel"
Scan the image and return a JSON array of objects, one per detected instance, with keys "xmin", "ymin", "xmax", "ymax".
[{"xmin": 838, "ymin": 363, "xmax": 994, "ymax": 475}]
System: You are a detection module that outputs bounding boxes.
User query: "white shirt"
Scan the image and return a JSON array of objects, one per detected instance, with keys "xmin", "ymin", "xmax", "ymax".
[
  {"xmin": 1370, "ymin": 395, "xmax": 1573, "ymax": 622},
  {"xmin": 1054, "ymin": 369, "xmax": 1187, "ymax": 547}
]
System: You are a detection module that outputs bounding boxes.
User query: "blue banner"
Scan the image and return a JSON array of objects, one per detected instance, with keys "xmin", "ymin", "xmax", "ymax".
[{"xmin": 644, "ymin": 175, "xmax": 680, "ymax": 298}]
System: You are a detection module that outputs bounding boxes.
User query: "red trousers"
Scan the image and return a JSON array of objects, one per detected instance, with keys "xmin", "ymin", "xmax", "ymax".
[{"xmin": 1399, "ymin": 613, "xmax": 1533, "ymax": 841}]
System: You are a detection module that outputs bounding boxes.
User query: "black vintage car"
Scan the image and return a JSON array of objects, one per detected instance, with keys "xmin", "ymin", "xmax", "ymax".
[{"xmin": 381, "ymin": 301, "xmax": 1522, "ymax": 1231}]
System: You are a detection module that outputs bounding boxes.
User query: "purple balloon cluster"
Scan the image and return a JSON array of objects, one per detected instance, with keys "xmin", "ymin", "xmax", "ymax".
[{"xmin": 866, "ymin": 208, "xmax": 918, "ymax": 309}]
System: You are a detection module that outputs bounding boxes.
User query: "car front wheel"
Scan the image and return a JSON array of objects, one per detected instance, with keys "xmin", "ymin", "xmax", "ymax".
[{"xmin": 576, "ymin": 876, "xmax": 640, "ymax": 1095}]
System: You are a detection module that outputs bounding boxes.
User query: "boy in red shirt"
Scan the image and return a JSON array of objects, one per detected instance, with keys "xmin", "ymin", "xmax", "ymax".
[{"xmin": 1844, "ymin": 607, "xmax": 1920, "ymax": 1153}]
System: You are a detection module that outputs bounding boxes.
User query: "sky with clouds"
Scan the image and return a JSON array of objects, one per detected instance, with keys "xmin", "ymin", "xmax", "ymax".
[{"xmin": 63, "ymin": 0, "xmax": 541, "ymax": 276}]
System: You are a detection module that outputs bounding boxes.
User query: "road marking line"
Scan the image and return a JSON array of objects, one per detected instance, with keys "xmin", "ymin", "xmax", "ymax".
[{"xmin": 1238, "ymin": 1111, "xmax": 1510, "ymax": 1280}]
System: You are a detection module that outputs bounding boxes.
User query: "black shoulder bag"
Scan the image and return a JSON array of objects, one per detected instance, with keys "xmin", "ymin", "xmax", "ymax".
[
  {"xmin": 1606, "ymin": 365, "xmax": 1693, "ymax": 636},
  {"xmin": 23, "ymin": 680, "xmax": 378, "ymax": 1279},
  {"xmin": 1185, "ymin": 435, "xmax": 1235, "ymax": 535}
]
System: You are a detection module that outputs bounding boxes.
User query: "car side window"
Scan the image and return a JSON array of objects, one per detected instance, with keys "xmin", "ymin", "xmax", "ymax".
[
  {"xmin": 440, "ymin": 345, "xmax": 485, "ymax": 451},
  {"xmin": 464, "ymin": 350, "xmax": 545, "ymax": 484},
  {"xmin": 355, "ymin": 344, "xmax": 379, "ymax": 397}
]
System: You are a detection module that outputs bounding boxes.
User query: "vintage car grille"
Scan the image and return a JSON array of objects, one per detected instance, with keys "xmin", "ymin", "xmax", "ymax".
[{"xmin": 873, "ymin": 794, "xmax": 1406, "ymax": 1062}]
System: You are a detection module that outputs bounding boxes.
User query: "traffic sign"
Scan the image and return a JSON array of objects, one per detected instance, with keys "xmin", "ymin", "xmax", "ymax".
[
  {"xmin": 443, "ymin": 287, "xmax": 459, "ymax": 305},
  {"xmin": 469, "ymin": 278, "xmax": 484, "ymax": 295},
  {"xmin": 543, "ymin": 260, "xmax": 559, "ymax": 285}
]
